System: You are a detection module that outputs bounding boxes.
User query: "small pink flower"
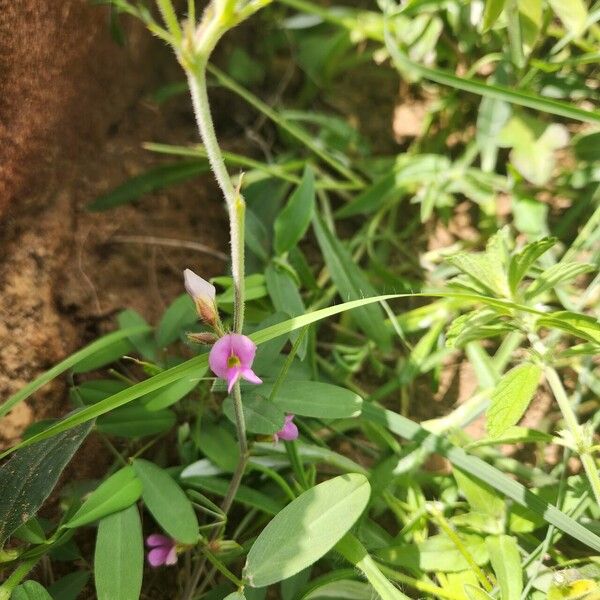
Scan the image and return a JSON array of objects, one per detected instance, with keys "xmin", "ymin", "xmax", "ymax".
[
  {"xmin": 209, "ymin": 333, "xmax": 262, "ymax": 393},
  {"xmin": 274, "ymin": 414, "xmax": 298, "ymax": 443},
  {"xmin": 146, "ymin": 534, "xmax": 177, "ymax": 567}
]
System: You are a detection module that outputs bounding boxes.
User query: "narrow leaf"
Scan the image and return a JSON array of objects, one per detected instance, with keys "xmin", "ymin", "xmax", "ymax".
[
  {"xmin": 274, "ymin": 166, "xmax": 315, "ymax": 255},
  {"xmin": 64, "ymin": 466, "xmax": 142, "ymax": 529},
  {"xmin": 313, "ymin": 214, "xmax": 391, "ymax": 349}
]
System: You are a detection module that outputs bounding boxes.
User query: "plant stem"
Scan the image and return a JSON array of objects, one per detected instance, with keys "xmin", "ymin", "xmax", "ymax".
[
  {"xmin": 427, "ymin": 505, "xmax": 493, "ymax": 592},
  {"xmin": 0, "ymin": 558, "xmax": 39, "ymax": 600},
  {"xmin": 222, "ymin": 383, "xmax": 249, "ymax": 514},
  {"xmin": 544, "ymin": 365, "xmax": 600, "ymax": 506},
  {"xmin": 187, "ymin": 64, "xmax": 246, "ymax": 333}
]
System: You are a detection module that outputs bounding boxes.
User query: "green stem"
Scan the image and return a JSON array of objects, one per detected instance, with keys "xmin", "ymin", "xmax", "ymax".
[
  {"xmin": 428, "ymin": 505, "xmax": 493, "ymax": 592},
  {"xmin": 336, "ymin": 533, "xmax": 410, "ymax": 600},
  {"xmin": 0, "ymin": 558, "xmax": 39, "ymax": 600}
]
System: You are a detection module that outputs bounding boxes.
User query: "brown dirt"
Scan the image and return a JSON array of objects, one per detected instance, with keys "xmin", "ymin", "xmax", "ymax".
[{"xmin": 0, "ymin": 3, "xmax": 230, "ymax": 448}]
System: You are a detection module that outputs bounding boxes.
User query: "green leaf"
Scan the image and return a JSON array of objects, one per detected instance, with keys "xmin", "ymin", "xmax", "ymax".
[
  {"xmin": 224, "ymin": 393, "xmax": 286, "ymax": 435},
  {"xmin": 224, "ymin": 594, "xmax": 246, "ymax": 600},
  {"xmin": 141, "ymin": 375, "xmax": 201, "ymax": 411},
  {"xmin": 524, "ymin": 262, "xmax": 595, "ymax": 299},
  {"xmin": 267, "ymin": 380, "xmax": 363, "ymax": 419},
  {"xmin": 11, "ymin": 582, "xmax": 53, "ymax": 600},
  {"xmin": 97, "ymin": 405, "xmax": 176, "ymax": 438},
  {"xmin": 573, "ymin": 131, "xmax": 600, "ymax": 162},
  {"xmin": 384, "ymin": 29, "xmax": 600, "ymax": 124},
  {"xmin": 486, "ymin": 535, "xmax": 522, "ymax": 600},
  {"xmin": 313, "ymin": 214, "xmax": 391, "ymax": 349},
  {"xmin": 0, "ymin": 325, "xmax": 150, "ymax": 417},
  {"xmin": 274, "ymin": 166, "xmax": 315, "ymax": 255},
  {"xmin": 464, "ymin": 585, "xmax": 495, "ymax": 600},
  {"xmin": 47, "ymin": 571, "xmax": 90, "ymax": 600},
  {"xmin": 198, "ymin": 423, "xmax": 240, "ymax": 472},
  {"xmin": 377, "ymin": 534, "xmax": 489, "ymax": 572},
  {"xmin": 244, "ymin": 474, "xmax": 371, "ymax": 587},
  {"xmin": 549, "ymin": 0, "xmax": 587, "ymax": 36},
  {"xmin": 71, "ymin": 338, "xmax": 134, "ymax": 374},
  {"xmin": 72, "ymin": 380, "xmax": 129, "ymax": 405},
  {"xmin": 117, "ymin": 309, "xmax": 157, "ymax": 361},
  {"xmin": 508, "ymin": 237, "xmax": 557, "ymax": 293},
  {"xmin": 88, "ymin": 161, "xmax": 209, "ymax": 211},
  {"xmin": 453, "ymin": 467, "xmax": 505, "ymax": 520},
  {"xmin": 335, "ymin": 172, "xmax": 397, "ymax": 219},
  {"xmin": 94, "ymin": 505, "xmax": 143, "ymax": 600},
  {"xmin": 0, "ymin": 423, "xmax": 92, "ymax": 544},
  {"xmin": 265, "ymin": 262, "xmax": 307, "ymax": 358},
  {"xmin": 537, "ymin": 311, "xmax": 600, "ymax": 344},
  {"xmin": 156, "ymin": 294, "xmax": 198, "ymax": 347},
  {"xmin": 133, "ymin": 459, "xmax": 199, "ymax": 544},
  {"xmin": 64, "ymin": 466, "xmax": 142, "ymax": 529},
  {"xmin": 487, "ymin": 363, "xmax": 541, "ymax": 438},
  {"xmin": 482, "ymin": 0, "xmax": 506, "ymax": 31}
]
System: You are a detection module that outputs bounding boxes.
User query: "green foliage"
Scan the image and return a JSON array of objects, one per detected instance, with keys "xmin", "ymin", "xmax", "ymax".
[
  {"xmin": 133, "ymin": 459, "xmax": 199, "ymax": 544},
  {"xmin": 244, "ymin": 474, "xmax": 371, "ymax": 587},
  {"xmin": 94, "ymin": 505, "xmax": 143, "ymax": 600},
  {"xmin": 0, "ymin": 423, "xmax": 92, "ymax": 545}
]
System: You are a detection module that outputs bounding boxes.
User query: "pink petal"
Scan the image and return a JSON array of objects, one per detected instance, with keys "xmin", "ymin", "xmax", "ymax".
[
  {"xmin": 229, "ymin": 334, "xmax": 257, "ymax": 367},
  {"xmin": 241, "ymin": 368, "xmax": 262, "ymax": 386},
  {"xmin": 146, "ymin": 534, "xmax": 171, "ymax": 548},
  {"xmin": 164, "ymin": 545, "xmax": 178, "ymax": 565},
  {"xmin": 226, "ymin": 368, "xmax": 242, "ymax": 394},
  {"xmin": 276, "ymin": 415, "xmax": 298, "ymax": 441},
  {"xmin": 209, "ymin": 335, "xmax": 233, "ymax": 378},
  {"xmin": 148, "ymin": 547, "xmax": 170, "ymax": 567}
]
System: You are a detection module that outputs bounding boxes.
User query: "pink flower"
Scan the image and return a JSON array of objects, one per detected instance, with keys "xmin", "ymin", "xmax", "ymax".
[
  {"xmin": 274, "ymin": 414, "xmax": 298, "ymax": 443},
  {"xmin": 146, "ymin": 534, "xmax": 177, "ymax": 567},
  {"xmin": 209, "ymin": 333, "xmax": 262, "ymax": 393}
]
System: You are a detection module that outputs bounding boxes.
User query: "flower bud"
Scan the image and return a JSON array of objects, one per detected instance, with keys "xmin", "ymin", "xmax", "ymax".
[
  {"xmin": 183, "ymin": 269, "xmax": 218, "ymax": 327},
  {"xmin": 187, "ymin": 331, "xmax": 218, "ymax": 345}
]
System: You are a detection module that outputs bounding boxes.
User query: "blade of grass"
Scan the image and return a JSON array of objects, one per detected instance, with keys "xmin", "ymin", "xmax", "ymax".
[{"xmin": 0, "ymin": 326, "xmax": 151, "ymax": 418}]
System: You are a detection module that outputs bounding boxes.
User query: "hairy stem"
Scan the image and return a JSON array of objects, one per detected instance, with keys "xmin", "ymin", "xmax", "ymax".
[
  {"xmin": 187, "ymin": 65, "xmax": 246, "ymax": 333},
  {"xmin": 545, "ymin": 365, "xmax": 600, "ymax": 506}
]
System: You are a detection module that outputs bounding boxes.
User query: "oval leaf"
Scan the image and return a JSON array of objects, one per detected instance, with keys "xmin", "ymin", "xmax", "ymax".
[
  {"xmin": 244, "ymin": 473, "xmax": 371, "ymax": 587},
  {"xmin": 94, "ymin": 505, "xmax": 143, "ymax": 600},
  {"xmin": 133, "ymin": 459, "xmax": 199, "ymax": 544},
  {"xmin": 486, "ymin": 363, "xmax": 541, "ymax": 438},
  {"xmin": 269, "ymin": 381, "xmax": 362, "ymax": 419},
  {"xmin": 11, "ymin": 581, "xmax": 53, "ymax": 600},
  {"xmin": 64, "ymin": 466, "xmax": 142, "ymax": 529}
]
